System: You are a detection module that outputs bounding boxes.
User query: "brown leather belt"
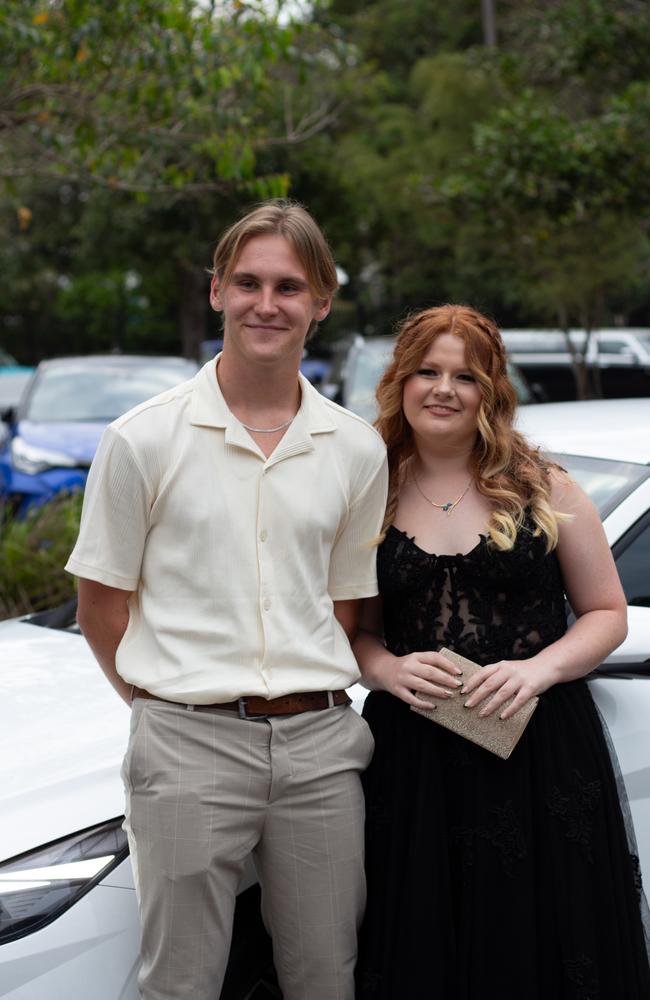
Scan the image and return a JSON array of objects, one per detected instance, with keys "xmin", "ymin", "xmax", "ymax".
[{"xmin": 131, "ymin": 686, "xmax": 350, "ymax": 718}]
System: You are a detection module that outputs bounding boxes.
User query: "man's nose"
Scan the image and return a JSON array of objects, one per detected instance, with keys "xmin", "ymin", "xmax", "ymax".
[{"xmin": 255, "ymin": 286, "xmax": 279, "ymax": 314}]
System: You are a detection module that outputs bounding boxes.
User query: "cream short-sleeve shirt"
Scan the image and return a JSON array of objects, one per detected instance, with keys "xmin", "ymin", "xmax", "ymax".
[{"xmin": 66, "ymin": 359, "xmax": 388, "ymax": 703}]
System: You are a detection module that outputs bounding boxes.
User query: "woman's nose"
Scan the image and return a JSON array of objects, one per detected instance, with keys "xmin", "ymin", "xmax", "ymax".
[{"xmin": 433, "ymin": 373, "xmax": 453, "ymax": 394}]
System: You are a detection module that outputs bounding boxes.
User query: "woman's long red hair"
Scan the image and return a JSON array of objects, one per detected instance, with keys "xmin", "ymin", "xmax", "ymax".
[{"xmin": 376, "ymin": 305, "xmax": 564, "ymax": 550}]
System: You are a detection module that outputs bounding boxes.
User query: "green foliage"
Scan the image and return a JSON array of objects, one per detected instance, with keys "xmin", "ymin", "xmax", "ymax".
[
  {"xmin": 0, "ymin": 493, "xmax": 82, "ymax": 619},
  {"xmin": 0, "ymin": 0, "xmax": 352, "ymax": 359},
  {"xmin": 1, "ymin": 0, "xmax": 649, "ymax": 365},
  {"xmin": 438, "ymin": 75, "xmax": 650, "ymax": 335},
  {"xmin": 500, "ymin": 0, "xmax": 650, "ymax": 97},
  {"xmin": 1, "ymin": 0, "xmax": 297, "ymax": 196},
  {"xmin": 316, "ymin": 0, "xmax": 482, "ymax": 87}
]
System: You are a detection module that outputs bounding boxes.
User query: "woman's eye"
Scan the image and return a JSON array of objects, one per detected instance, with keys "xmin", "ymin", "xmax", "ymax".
[
  {"xmin": 416, "ymin": 368, "xmax": 437, "ymax": 377},
  {"xmin": 457, "ymin": 373, "xmax": 476, "ymax": 382}
]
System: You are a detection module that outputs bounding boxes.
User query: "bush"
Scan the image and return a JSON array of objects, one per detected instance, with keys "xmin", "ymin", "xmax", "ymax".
[{"xmin": 0, "ymin": 493, "xmax": 82, "ymax": 619}]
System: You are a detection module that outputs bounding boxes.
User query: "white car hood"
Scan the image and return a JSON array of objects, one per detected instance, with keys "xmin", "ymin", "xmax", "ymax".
[
  {"xmin": 0, "ymin": 618, "xmax": 130, "ymax": 863},
  {"xmin": 516, "ymin": 399, "xmax": 650, "ymax": 464}
]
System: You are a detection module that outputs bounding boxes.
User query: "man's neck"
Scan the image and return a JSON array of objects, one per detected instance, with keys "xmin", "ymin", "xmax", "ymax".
[{"xmin": 216, "ymin": 350, "xmax": 302, "ymax": 421}]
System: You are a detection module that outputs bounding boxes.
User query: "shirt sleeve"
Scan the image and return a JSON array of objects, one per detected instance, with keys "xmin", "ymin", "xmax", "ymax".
[
  {"xmin": 328, "ymin": 445, "xmax": 388, "ymax": 601},
  {"xmin": 65, "ymin": 425, "xmax": 152, "ymax": 591}
]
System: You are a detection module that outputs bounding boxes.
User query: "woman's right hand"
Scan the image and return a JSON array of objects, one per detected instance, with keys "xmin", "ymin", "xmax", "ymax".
[{"xmin": 379, "ymin": 650, "xmax": 463, "ymax": 709}]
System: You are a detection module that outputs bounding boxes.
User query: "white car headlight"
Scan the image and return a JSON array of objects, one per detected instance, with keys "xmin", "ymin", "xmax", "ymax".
[
  {"xmin": 10, "ymin": 436, "xmax": 80, "ymax": 475},
  {"xmin": 0, "ymin": 817, "xmax": 128, "ymax": 944}
]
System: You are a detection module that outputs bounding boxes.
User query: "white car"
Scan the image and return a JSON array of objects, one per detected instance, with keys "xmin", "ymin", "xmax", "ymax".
[
  {"xmin": 502, "ymin": 327, "xmax": 650, "ymax": 371},
  {"xmin": 0, "ymin": 600, "xmax": 276, "ymax": 999},
  {"xmin": 1, "ymin": 398, "xmax": 649, "ymax": 996}
]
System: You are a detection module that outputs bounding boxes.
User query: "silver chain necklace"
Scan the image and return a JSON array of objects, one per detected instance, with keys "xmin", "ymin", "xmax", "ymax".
[{"xmin": 239, "ymin": 416, "xmax": 295, "ymax": 434}]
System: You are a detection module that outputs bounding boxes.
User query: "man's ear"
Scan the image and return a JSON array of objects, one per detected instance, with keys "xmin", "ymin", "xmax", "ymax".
[
  {"xmin": 315, "ymin": 295, "xmax": 333, "ymax": 323},
  {"xmin": 209, "ymin": 274, "xmax": 223, "ymax": 312}
]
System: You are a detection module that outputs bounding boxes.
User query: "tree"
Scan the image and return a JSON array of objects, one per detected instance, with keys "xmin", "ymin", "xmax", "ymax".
[
  {"xmin": 437, "ymin": 0, "xmax": 650, "ymax": 395},
  {"xmin": 303, "ymin": 0, "xmax": 650, "ymax": 394},
  {"xmin": 0, "ymin": 0, "xmax": 348, "ymax": 358}
]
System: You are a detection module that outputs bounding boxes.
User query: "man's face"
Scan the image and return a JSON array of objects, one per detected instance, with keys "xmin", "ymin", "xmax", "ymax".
[{"xmin": 210, "ymin": 234, "xmax": 331, "ymax": 367}]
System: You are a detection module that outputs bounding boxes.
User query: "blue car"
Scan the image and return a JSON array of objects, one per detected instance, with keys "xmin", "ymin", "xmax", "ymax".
[{"xmin": 0, "ymin": 355, "xmax": 198, "ymax": 514}]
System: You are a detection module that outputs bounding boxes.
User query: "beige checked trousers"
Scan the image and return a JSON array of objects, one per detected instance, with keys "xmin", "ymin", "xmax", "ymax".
[{"xmin": 122, "ymin": 698, "xmax": 374, "ymax": 1000}]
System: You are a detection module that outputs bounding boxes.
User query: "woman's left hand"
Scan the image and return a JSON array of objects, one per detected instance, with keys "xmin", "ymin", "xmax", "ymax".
[{"xmin": 461, "ymin": 659, "xmax": 556, "ymax": 720}]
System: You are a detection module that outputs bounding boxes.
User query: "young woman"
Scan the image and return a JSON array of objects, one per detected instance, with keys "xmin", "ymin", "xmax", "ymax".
[{"xmin": 354, "ymin": 305, "xmax": 650, "ymax": 999}]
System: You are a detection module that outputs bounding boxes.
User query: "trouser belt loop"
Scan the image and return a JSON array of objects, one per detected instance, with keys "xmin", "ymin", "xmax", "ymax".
[
  {"xmin": 327, "ymin": 691, "xmax": 334, "ymax": 708},
  {"xmin": 238, "ymin": 698, "xmax": 247, "ymax": 719}
]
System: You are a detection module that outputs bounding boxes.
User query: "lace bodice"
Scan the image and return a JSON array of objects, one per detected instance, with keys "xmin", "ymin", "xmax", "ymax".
[{"xmin": 377, "ymin": 521, "xmax": 568, "ymax": 666}]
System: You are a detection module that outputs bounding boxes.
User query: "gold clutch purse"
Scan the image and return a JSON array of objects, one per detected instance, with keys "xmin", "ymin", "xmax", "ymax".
[{"xmin": 410, "ymin": 647, "xmax": 538, "ymax": 760}]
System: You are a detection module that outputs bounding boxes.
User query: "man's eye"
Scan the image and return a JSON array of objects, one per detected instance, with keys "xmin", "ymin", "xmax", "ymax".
[
  {"xmin": 279, "ymin": 284, "xmax": 298, "ymax": 294},
  {"xmin": 237, "ymin": 279, "xmax": 256, "ymax": 289}
]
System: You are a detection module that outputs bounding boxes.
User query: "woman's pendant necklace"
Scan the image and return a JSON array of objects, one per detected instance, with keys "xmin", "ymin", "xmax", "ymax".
[{"xmin": 413, "ymin": 475, "xmax": 473, "ymax": 516}]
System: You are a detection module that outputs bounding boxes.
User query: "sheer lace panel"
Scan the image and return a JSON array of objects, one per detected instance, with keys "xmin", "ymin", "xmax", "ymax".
[{"xmin": 378, "ymin": 522, "xmax": 567, "ymax": 666}]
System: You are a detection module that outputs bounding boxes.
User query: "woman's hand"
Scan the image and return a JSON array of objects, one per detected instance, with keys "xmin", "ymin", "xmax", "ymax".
[
  {"xmin": 380, "ymin": 650, "xmax": 464, "ymax": 709},
  {"xmin": 461, "ymin": 659, "xmax": 556, "ymax": 720}
]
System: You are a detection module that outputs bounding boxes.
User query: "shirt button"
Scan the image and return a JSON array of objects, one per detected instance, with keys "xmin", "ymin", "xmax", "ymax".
[
  {"xmin": 263, "ymin": 598, "xmax": 271, "ymax": 611},
  {"xmin": 259, "ymin": 529, "xmax": 268, "ymax": 542}
]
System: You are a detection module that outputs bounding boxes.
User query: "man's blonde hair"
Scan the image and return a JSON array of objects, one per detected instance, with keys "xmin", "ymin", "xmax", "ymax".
[{"xmin": 211, "ymin": 199, "xmax": 338, "ymax": 302}]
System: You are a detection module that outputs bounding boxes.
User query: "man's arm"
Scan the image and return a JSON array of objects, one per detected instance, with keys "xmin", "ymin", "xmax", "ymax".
[
  {"xmin": 333, "ymin": 599, "xmax": 361, "ymax": 644},
  {"xmin": 77, "ymin": 578, "xmax": 134, "ymax": 705}
]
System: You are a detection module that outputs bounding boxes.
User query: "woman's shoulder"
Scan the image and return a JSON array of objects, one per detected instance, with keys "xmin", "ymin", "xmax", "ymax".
[{"xmin": 547, "ymin": 466, "xmax": 598, "ymax": 522}]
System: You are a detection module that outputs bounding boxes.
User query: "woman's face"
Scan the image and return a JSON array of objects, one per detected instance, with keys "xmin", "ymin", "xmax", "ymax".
[{"xmin": 402, "ymin": 333, "xmax": 483, "ymax": 447}]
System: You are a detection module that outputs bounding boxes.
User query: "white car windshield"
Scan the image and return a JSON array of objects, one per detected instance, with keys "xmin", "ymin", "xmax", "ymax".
[{"xmin": 554, "ymin": 453, "xmax": 650, "ymax": 519}]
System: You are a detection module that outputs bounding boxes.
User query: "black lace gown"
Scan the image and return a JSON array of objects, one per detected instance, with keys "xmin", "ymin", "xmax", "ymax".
[{"xmin": 357, "ymin": 524, "xmax": 650, "ymax": 1000}]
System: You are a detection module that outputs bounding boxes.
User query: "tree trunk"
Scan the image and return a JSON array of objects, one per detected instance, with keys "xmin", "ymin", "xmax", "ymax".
[
  {"xmin": 481, "ymin": 0, "xmax": 497, "ymax": 48},
  {"xmin": 178, "ymin": 264, "xmax": 208, "ymax": 361},
  {"xmin": 559, "ymin": 313, "xmax": 593, "ymax": 401}
]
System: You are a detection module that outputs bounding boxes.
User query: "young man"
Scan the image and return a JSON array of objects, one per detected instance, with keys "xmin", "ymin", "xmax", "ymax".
[{"xmin": 66, "ymin": 200, "xmax": 388, "ymax": 1000}]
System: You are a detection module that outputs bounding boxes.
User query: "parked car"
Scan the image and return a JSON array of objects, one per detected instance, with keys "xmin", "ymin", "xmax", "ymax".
[
  {"xmin": 0, "ymin": 368, "xmax": 33, "ymax": 410},
  {"xmin": 501, "ymin": 329, "xmax": 650, "ymax": 401},
  {"xmin": 502, "ymin": 328, "xmax": 650, "ymax": 370},
  {"xmin": 0, "ymin": 604, "xmax": 277, "ymax": 999},
  {"xmin": 0, "ymin": 349, "xmax": 34, "ymax": 410},
  {"xmin": 0, "ymin": 356, "xmax": 198, "ymax": 514},
  {"xmin": 1, "ymin": 398, "xmax": 649, "ymax": 996},
  {"xmin": 323, "ymin": 335, "xmax": 539, "ymax": 423}
]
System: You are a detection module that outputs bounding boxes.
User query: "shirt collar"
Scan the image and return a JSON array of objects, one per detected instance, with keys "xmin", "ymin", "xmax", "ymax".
[{"xmin": 189, "ymin": 356, "xmax": 337, "ymax": 446}]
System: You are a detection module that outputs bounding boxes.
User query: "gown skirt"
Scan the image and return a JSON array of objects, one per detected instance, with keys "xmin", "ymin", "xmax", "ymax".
[{"xmin": 356, "ymin": 526, "xmax": 650, "ymax": 1000}]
